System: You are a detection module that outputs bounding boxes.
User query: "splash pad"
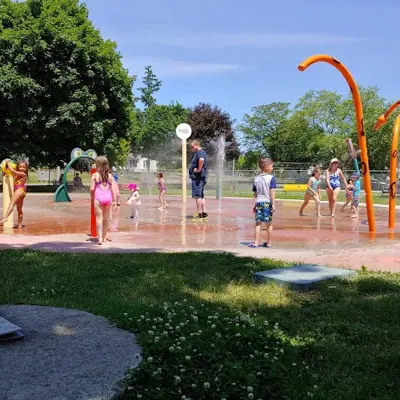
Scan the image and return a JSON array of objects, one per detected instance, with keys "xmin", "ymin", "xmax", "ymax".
[{"xmin": 0, "ymin": 193, "xmax": 400, "ymax": 271}]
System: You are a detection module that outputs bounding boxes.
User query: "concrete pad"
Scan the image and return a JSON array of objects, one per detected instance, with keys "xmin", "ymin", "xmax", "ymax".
[
  {"xmin": 254, "ymin": 264, "xmax": 357, "ymax": 291},
  {"xmin": 0, "ymin": 316, "xmax": 24, "ymax": 342},
  {"xmin": 0, "ymin": 305, "xmax": 141, "ymax": 400}
]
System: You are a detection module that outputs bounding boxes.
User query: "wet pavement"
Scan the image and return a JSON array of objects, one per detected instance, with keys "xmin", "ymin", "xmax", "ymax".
[{"xmin": 1, "ymin": 193, "xmax": 400, "ymax": 271}]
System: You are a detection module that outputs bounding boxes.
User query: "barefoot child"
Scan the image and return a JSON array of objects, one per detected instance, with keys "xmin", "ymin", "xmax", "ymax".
[
  {"xmin": 90, "ymin": 156, "xmax": 117, "ymax": 245},
  {"xmin": 341, "ymin": 178, "xmax": 354, "ymax": 212},
  {"xmin": 127, "ymin": 183, "xmax": 141, "ymax": 220},
  {"xmin": 0, "ymin": 160, "xmax": 28, "ymax": 228},
  {"xmin": 248, "ymin": 158, "xmax": 276, "ymax": 248},
  {"xmin": 350, "ymin": 172, "xmax": 361, "ymax": 219},
  {"xmin": 326, "ymin": 158, "xmax": 347, "ymax": 218},
  {"xmin": 156, "ymin": 172, "xmax": 167, "ymax": 210},
  {"xmin": 299, "ymin": 168, "xmax": 322, "ymax": 217}
]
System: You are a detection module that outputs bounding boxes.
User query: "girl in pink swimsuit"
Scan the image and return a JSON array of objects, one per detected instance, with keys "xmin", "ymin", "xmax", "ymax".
[
  {"xmin": 0, "ymin": 160, "xmax": 29, "ymax": 228},
  {"xmin": 90, "ymin": 156, "xmax": 117, "ymax": 245}
]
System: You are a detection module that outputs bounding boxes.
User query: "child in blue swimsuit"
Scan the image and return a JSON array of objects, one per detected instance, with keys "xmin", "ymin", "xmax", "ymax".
[{"xmin": 326, "ymin": 158, "xmax": 347, "ymax": 218}]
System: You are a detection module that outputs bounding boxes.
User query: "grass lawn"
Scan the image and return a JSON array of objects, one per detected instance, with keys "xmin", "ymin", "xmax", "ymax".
[{"xmin": 1, "ymin": 250, "xmax": 400, "ymax": 399}]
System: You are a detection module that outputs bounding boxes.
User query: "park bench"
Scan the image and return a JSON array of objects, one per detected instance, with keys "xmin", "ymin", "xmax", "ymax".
[{"xmin": 282, "ymin": 184, "xmax": 308, "ymax": 192}]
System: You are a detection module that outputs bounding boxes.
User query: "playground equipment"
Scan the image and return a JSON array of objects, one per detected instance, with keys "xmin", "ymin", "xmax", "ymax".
[
  {"xmin": 374, "ymin": 100, "xmax": 400, "ymax": 229},
  {"xmin": 298, "ymin": 54, "xmax": 376, "ymax": 232},
  {"xmin": 176, "ymin": 123, "xmax": 192, "ymax": 203},
  {"xmin": 1, "ymin": 159, "xmax": 16, "ymax": 228},
  {"xmin": 90, "ymin": 165, "xmax": 97, "ymax": 237},
  {"xmin": 346, "ymin": 138, "xmax": 360, "ymax": 173},
  {"xmin": 54, "ymin": 148, "xmax": 98, "ymax": 202}
]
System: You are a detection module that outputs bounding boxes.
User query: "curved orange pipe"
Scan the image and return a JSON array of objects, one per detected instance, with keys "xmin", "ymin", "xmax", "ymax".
[
  {"xmin": 298, "ymin": 54, "xmax": 375, "ymax": 232},
  {"xmin": 373, "ymin": 100, "xmax": 400, "ymax": 229}
]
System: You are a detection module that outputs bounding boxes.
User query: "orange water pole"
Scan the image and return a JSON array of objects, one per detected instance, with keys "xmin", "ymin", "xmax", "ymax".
[
  {"xmin": 298, "ymin": 54, "xmax": 375, "ymax": 232},
  {"xmin": 90, "ymin": 165, "xmax": 97, "ymax": 237},
  {"xmin": 373, "ymin": 100, "xmax": 400, "ymax": 229}
]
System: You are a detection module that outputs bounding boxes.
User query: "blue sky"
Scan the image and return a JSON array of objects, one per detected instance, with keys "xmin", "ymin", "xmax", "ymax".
[{"xmin": 83, "ymin": 0, "xmax": 400, "ymax": 123}]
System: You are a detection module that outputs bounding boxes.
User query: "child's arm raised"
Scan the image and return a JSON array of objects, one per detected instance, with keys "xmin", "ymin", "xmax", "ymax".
[{"xmin": 7, "ymin": 162, "xmax": 26, "ymax": 178}]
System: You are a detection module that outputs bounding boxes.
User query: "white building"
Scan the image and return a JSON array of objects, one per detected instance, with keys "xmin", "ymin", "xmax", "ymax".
[{"xmin": 126, "ymin": 154, "xmax": 158, "ymax": 171}]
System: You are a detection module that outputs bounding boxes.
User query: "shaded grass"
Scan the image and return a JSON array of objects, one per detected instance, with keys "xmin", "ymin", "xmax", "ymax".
[{"xmin": 1, "ymin": 250, "xmax": 400, "ymax": 399}]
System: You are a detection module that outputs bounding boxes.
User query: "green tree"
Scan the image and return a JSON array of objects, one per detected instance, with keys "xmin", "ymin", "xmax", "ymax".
[
  {"xmin": 236, "ymin": 150, "xmax": 262, "ymax": 170},
  {"xmin": 238, "ymin": 102, "xmax": 291, "ymax": 155},
  {"xmin": 137, "ymin": 65, "xmax": 162, "ymax": 109},
  {"xmin": 188, "ymin": 103, "xmax": 239, "ymax": 160},
  {"xmin": 0, "ymin": 0, "xmax": 135, "ymax": 166},
  {"xmin": 135, "ymin": 102, "xmax": 189, "ymax": 168}
]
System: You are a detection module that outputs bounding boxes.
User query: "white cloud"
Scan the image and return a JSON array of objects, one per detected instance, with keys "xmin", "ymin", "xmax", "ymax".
[
  {"xmin": 124, "ymin": 58, "xmax": 242, "ymax": 77},
  {"xmin": 137, "ymin": 31, "xmax": 360, "ymax": 49}
]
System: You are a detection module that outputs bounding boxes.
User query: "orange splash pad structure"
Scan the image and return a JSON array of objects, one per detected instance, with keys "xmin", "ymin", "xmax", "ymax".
[{"xmin": 1, "ymin": 193, "xmax": 400, "ymax": 272}]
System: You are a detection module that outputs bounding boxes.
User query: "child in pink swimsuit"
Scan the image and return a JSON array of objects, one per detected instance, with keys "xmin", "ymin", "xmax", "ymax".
[{"xmin": 90, "ymin": 156, "xmax": 117, "ymax": 245}]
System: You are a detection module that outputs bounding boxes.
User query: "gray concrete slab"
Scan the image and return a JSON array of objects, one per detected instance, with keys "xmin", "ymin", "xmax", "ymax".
[
  {"xmin": 254, "ymin": 264, "xmax": 357, "ymax": 291},
  {"xmin": 0, "ymin": 305, "xmax": 141, "ymax": 400}
]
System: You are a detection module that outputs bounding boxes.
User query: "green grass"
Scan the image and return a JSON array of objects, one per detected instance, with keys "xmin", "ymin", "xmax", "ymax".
[{"xmin": 1, "ymin": 250, "xmax": 400, "ymax": 399}]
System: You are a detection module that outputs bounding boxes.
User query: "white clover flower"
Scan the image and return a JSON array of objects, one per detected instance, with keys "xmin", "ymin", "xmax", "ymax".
[
  {"xmin": 193, "ymin": 349, "xmax": 197, "ymax": 353},
  {"xmin": 153, "ymin": 371, "xmax": 158, "ymax": 376},
  {"xmin": 123, "ymin": 313, "xmax": 128, "ymax": 316},
  {"xmin": 250, "ymin": 354, "xmax": 254, "ymax": 359},
  {"xmin": 210, "ymin": 343, "xmax": 215, "ymax": 348},
  {"xmin": 183, "ymin": 299, "xmax": 188, "ymax": 303},
  {"xmin": 204, "ymin": 382, "xmax": 210, "ymax": 389},
  {"xmin": 128, "ymin": 386, "xmax": 133, "ymax": 390},
  {"xmin": 235, "ymin": 323, "xmax": 240, "ymax": 327},
  {"xmin": 162, "ymin": 331, "xmax": 168, "ymax": 336},
  {"xmin": 198, "ymin": 330, "xmax": 203, "ymax": 334},
  {"xmin": 214, "ymin": 377, "xmax": 219, "ymax": 382},
  {"xmin": 180, "ymin": 368, "xmax": 185, "ymax": 372},
  {"xmin": 169, "ymin": 346, "xmax": 175, "ymax": 352},
  {"xmin": 140, "ymin": 315, "xmax": 145, "ymax": 320},
  {"xmin": 154, "ymin": 336, "xmax": 160, "ymax": 342},
  {"xmin": 211, "ymin": 324, "xmax": 216, "ymax": 329},
  {"xmin": 146, "ymin": 318, "xmax": 150, "ymax": 322},
  {"xmin": 235, "ymin": 333, "xmax": 241, "ymax": 337},
  {"xmin": 257, "ymin": 372, "xmax": 262, "ymax": 376},
  {"xmin": 147, "ymin": 330, "xmax": 154, "ymax": 335},
  {"xmin": 147, "ymin": 357, "xmax": 153, "ymax": 363},
  {"xmin": 274, "ymin": 356, "xmax": 278, "ymax": 360},
  {"xmin": 174, "ymin": 376, "xmax": 181, "ymax": 383},
  {"xmin": 137, "ymin": 395, "xmax": 142, "ymax": 399},
  {"xmin": 292, "ymin": 363, "xmax": 297, "ymax": 366},
  {"xmin": 248, "ymin": 394, "xmax": 254, "ymax": 399},
  {"xmin": 137, "ymin": 319, "xmax": 141, "ymax": 323},
  {"xmin": 181, "ymin": 396, "xmax": 187, "ymax": 400},
  {"xmin": 280, "ymin": 349, "xmax": 284, "ymax": 353},
  {"xmin": 152, "ymin": 325, "xmax": 157, "ymax": 329}
]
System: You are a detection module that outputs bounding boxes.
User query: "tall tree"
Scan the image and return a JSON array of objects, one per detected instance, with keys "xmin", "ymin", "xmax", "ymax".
[
  {"xmin": 0, "ymin": 0, "xmax": 135, "ymax": 166},
  {"xmin": 138, "ymin": 65, "xmax": 162, "ymax": 109},
  {"xmin": 135, "ymin": 102, "xmax": 189, "ymax": 168},
  {"xmin": 188, "ymin": 103, "xmax": 239, "ymax": 160},
  {"xmin": 238, "ymin": 102, "xmax": 291, "ymax": 154}
]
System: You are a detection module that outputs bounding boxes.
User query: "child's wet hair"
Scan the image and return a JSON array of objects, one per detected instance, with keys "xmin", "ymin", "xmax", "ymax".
[
  {"xmin": 312, "ymin": 167, "xmax": 321, "ymax": 177},
  {"xmin": 348, "ymin": 178, "xmax": 353, "ymax": 184},
  {"xmin": 156, "ymin": 171, "xmax": 164, "ymax": 178},
  {"xmin": 259, "ymin": 158, "xmax": 273, "ymax": 170}
]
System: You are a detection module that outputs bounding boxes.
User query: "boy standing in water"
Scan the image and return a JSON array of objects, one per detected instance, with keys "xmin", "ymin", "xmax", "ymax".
[{"xmin": 249, "ymin": 158, "xmax": 276, "ymax": 248}]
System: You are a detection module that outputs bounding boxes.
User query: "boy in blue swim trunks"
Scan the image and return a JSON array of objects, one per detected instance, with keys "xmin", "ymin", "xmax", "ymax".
[
  {"xmin": 249, "ymin": 158, "xmax": 276, "ymax": 248},
  {"xmin": 350, "ymin": 172, "xmax": 361, "ymax": 219}
]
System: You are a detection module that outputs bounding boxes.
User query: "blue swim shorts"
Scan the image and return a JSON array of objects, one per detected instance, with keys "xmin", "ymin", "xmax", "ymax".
[{"xmin": 255, "ymin": 201, "xmax": 273, "ymax": 223}]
